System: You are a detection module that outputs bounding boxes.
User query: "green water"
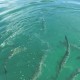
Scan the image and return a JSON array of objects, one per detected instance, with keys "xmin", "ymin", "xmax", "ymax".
[{"xmin": 0, "ymin": 0, "xmax": 80, "ymax": 80}]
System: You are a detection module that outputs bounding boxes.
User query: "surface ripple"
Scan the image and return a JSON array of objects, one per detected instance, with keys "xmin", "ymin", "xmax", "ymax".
[{"xmin": 0, "ymin": 0, "xmax": 80, "ymax": 80}]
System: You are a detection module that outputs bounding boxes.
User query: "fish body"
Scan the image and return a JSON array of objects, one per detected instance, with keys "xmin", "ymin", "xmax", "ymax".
[{"xmin": 54, "ymin": 36, "xmax": 70, "ymax": 80}]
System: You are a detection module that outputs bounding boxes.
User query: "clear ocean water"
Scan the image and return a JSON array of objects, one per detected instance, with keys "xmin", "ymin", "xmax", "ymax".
[{"xmin": 0, "ymin": 0, "xmax": 80, "ymax": 80}]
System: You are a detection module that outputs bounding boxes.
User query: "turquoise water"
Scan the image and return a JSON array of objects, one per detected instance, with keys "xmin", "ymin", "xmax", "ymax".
[{"xmin": 0, "ymin": 0, "xmax": 80, "ymax": 80}]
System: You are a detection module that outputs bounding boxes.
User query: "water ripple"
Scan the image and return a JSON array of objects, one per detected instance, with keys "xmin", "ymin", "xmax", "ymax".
[{"xmin": 0, "ymin": 0, "xmax": 80, "ymax": 80}]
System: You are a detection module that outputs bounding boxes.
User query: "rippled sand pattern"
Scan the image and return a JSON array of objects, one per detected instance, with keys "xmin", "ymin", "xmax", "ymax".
[{"xmin": 0, "ymin": 0, "xmax": 80, "ymax": 80}]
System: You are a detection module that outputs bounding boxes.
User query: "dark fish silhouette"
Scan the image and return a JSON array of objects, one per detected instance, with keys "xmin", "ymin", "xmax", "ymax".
[
  {"xmin": 3, "ymin": 60, "xmax": 8, "ymax": 80},
  {"xmin": 76, "ymin": 56, "xmax": 80, "ymax": 60},
  {"xmin": 54, "ymin": 36, "xmax": 70, "ymax": 80},
  {"xmin": 3, "ymin": 64, "xmax": 7, "ymax": 80},
  {"xmin": 67, "ymin": 68, "xmax": 80, "ymax": 80},
  {"xmin": 4, "ymin": 65, "xmax": 7, "ymax": 80},
  {"xmin": 40, "ymin": 18, "xmax": 46, "ymax": 33}
]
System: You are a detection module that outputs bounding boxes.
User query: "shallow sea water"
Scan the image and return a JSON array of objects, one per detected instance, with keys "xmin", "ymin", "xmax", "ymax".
[{"xmin": 0, "ymin": 0, "xmax": 80, "ymax": 80}]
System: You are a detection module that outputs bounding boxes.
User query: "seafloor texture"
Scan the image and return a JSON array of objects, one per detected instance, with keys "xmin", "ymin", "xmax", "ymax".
[{"xmin": 0, "ymin": 0, "xmax": 80, "ymax": 80}]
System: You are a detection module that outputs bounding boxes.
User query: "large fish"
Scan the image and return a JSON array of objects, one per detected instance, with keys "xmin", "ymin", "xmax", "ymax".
[
  {"xmin": 54, "ymin": 36, "xmax": 70, "ymax": 80},
  {"xmin": 67, "ymin": 68, "xmax": 80, "ymax": 80}
]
